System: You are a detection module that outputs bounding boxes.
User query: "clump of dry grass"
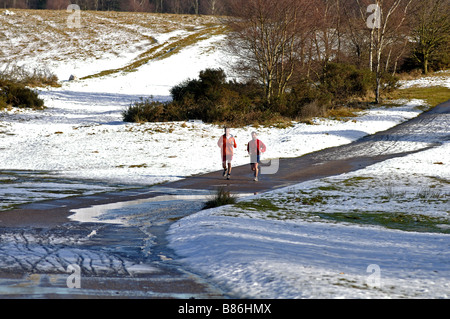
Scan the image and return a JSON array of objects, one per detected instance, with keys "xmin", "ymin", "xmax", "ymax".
[
  {"xmin": 0, "ymin": 9, "xmax": 224, "ymax": 77},
  {"xmin": 203, "ymin": 187, "xmax": 237, "ymax": 210},
  {"xmin": 0, "ymin": 64, "xmax": 59, "ymax": 87}
]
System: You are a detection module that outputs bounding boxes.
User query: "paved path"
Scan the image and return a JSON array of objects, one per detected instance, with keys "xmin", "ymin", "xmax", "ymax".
[{"xmin": 0, "ymin": 100, "xmax": 448, "ymax": 298}]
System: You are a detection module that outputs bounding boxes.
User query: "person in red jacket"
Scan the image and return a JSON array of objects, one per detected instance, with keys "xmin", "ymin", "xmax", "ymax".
[
  {"xmin": 217, "ymin": 127, "xmax": 237, "ymax": 180},
  {"xmin": 247, "ymin": 131, "xmax": 266, "ymax": 181}
]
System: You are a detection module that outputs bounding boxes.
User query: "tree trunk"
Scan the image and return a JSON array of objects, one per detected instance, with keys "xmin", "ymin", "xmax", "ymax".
[
  {"xmin": 369, "ymin": 28, "xmax": 374, "ymax": 71},
  {"xmin": 375, "ymin": 75, "xmax": 381, "ymax": 104}
]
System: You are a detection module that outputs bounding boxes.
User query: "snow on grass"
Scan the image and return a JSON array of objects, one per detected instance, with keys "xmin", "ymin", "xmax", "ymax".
[
  {"xmin": 399, "ymin": 70, "xmax": 450, "ymax": 89},
  {"xmin": 168, "ymin": 208, "xmax": 449, "ymax": 298},
  {"xmin": 0, "ymin": 10, "xmax": 224, "ymax": 82},
  {"xmin": 168, "ymin": 141, "xmax": 450, "ymax": 298}
]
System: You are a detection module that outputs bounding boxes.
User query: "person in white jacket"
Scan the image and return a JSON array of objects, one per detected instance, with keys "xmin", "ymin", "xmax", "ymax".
[{"xmin": 247, "ymin": 132, "xmax": 266, "ymax": 181}]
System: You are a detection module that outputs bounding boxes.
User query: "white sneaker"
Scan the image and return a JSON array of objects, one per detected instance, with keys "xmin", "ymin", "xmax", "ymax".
[{"xmin": 253, "ymin": 176, "xmax": 258, "ymax": 181}]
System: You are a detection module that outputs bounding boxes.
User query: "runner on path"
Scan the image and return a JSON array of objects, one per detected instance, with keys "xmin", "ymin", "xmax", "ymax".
[
  {"xmin": 247, "ymin": 131, "xmax": 266, "ymax": 181},
  {"xmin": 217, "ymin": 128, "xmax": 237, "ymax": 180}
]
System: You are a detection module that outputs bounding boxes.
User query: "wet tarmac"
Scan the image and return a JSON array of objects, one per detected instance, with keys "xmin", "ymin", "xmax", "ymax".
[{"xmin": 0, "ymin": 100, "xmax": 448, "ymax": 299}]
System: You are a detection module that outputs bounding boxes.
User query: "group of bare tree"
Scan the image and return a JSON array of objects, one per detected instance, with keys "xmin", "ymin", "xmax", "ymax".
[{"xmin": 226, "ymin": 0, "xmax": 449, "ymax": 104}]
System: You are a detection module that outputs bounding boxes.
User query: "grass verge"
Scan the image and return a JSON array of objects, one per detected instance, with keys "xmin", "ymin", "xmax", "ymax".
[
  {"xmin": 224, "ymin": 175, "xmax": 449, "ymax": 234},
  {"xmin": 386, "ymin": 86, "xmax": 450, "ymax": 110},
  {"xmin": 317, "ymin": 211, "xmax": 449, "ymax": 234}
]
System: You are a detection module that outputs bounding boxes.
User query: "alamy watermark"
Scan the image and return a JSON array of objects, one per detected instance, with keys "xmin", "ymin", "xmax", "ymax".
[
  {"xmin": 366, "ymin": 264, "xmax": 381, "ymax": 288},
  {"xmin": 67, "ymin": 4, "xmax": 82, "ymax": 29},
  {"xmin": 260, "ymin": 158, "xmax": 280, "ymax": 175},
  {"xmin": 66, "ymin": 264, "xmax": 81, "ymax": 289}
]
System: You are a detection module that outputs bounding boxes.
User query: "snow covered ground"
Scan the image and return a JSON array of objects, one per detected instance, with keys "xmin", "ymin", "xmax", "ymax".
[
  {"xmin": 0, "ymin": 10, "xmax": 449, "ymax": 298},
  {"xmin": 165, "ymin": 93, "xmax": 449, "ymax": 298}
]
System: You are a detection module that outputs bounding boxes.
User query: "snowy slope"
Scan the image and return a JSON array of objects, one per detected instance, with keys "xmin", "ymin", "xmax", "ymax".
[{"xmin": 168, "ymin": 128, "xmax": 450, "ymax": 299}]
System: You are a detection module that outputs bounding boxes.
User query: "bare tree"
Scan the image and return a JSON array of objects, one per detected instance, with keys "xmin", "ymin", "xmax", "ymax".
[
  {"xmin": 373, "ymin": 0, "xmax": 413, "ymax": 103},
  {"xmin": 203, "ymin": 0, "xmax": 223, "ymax": 15},
  {"xmin": 411, "ymin": 0, "xmax": 450, "ymax": 74},
  {"xmin": 226, "ymin": 0, "xmax": 311, "ymax": 104},
  {"xmin": 344, "ymin": 0, "xmax": 412, "ymax": 103},
  {"xmin": 152, "ymin": 0, "xmax": 164, "ymax": 12},
  {"xmin": 190, "ymin": 0, "xmax": 199, "ymax": 14},
  {"xmin": 311, "ymin": 0, "xmax": 343, "ymax": 67}
]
